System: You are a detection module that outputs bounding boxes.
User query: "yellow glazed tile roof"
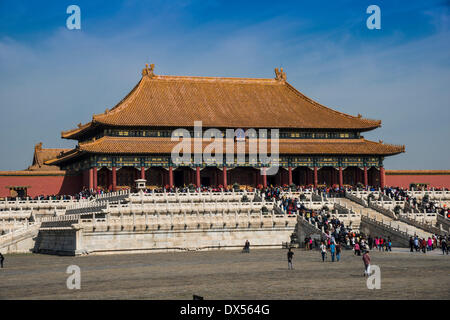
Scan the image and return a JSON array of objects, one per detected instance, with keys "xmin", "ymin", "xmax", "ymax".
[
  {"xmin": 46, "ymin": 136, "xmax": 404, "ymax": 165},
  {"xmin": 62, "ymin": 66, "xmax": 381, "ymax": 138}
]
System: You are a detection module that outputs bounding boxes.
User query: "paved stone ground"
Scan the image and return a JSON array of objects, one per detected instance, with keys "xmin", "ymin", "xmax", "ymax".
[{"xmin": 1, "ymin": 248, "xmax": 449, "ymax": 300}]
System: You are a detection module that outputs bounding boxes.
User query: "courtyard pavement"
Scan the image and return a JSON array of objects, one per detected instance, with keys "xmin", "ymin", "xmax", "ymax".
[{"xmin": 0, "ymin": 248, "xmax": 449, "ymax": 299}]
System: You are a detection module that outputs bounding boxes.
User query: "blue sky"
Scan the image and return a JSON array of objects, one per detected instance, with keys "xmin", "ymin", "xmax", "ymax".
[{"xmin": 0, "ymin": 0, "xmax": 449, "ymax": 170}]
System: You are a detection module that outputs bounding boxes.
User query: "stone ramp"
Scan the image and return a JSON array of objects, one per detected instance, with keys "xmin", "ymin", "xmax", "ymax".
[
  {"xmin": 339, "ymin": 198, "xmax": 432, "ymax": 239},
  {"xmin": 294, "ymin": 216, "xmax": 325, "ymax": 248},
  {"xmin": 0, "ymin": 222, "xmax": 41, "ymax": 253}
]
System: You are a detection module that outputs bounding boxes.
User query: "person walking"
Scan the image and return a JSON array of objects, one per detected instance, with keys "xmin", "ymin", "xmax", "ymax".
[
  {"xmin": 442, "ymin": 237, "xmax": 448, "ymax": 255},
  {"xmin": 414, "ymin": 236, "xmax": 419, "ymax": 252},
  {"xmin": 336, "ymin": 242, "xmax": 341, "ymax": 262},
  {"xmin": 0, "ymin": 252, "xmax": 4, "ymax": 268},
  {"xmin": 387, "ymin": 238, "xmax": 392, "ymax": 252},
  {"xmin": 427, "ymin": 237, "xmax": 433, "ymax": 251},
  {"xmin": 330, "ymin": 242, "xmax": 336, "ymax": 262},
  {"xmin": 363, "ymin": 250, "xmax": 371, "ymax": 277},
  {"xmin": 243, "ymin": 240, "xmax": 250, "ymax": 253},
  {"xmin": 320, "ymin": 241, "xmax": 327, "ymax": 262},
  {"xmin": 409, "ymin": 236, "xmax": 414, "ymax": 252},
  {"xmin": 421, "ymin": 238, "xmax": 427, "ymax": 253},
  {"xmin": 354, "ymin": 242, "xmax": 361, "ymax": 256},
  {"xmin": 287, "ymin": 248, "xmax": 294, "ymax": 270}
]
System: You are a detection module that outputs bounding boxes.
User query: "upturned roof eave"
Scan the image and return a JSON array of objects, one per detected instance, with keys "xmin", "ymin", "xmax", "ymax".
[
  {"xmin": 44, "ymin": 149, "xmax": 85, "ymax": 165},
  {"xmin": 75, "ymin": 136, "xmax": 405, "ymax": 157},
  {"xmin": 85, "ymin": 70, "xmax": 384, "ymax": 131}
]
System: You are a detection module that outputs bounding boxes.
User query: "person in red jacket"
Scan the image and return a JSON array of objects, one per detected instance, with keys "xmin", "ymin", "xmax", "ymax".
[
  {"xmin": 363, "ymin": 250, "xmax": 371, "ymax": 277},
  {"xmin": 421, "ymin": 238, "xmax": 427, "ymax": 253}
]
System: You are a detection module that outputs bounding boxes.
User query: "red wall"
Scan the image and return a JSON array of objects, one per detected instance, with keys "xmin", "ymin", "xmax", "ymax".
[
  {"xmin": 0, "ymin": 174, "xmax": 82, "ymax": 197},
  {"xmin": 386, "ymin": 173, "xmax": 450, "ymax": 189}
]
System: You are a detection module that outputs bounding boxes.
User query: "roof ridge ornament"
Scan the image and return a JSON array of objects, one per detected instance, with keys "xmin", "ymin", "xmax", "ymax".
[
  {"xmin": 274, "ymin": 67, "xmax": 287, "ymax": 81},
  {"xmin": 142, "ymin": 63, "xmax": 155, "ymax": 78}
]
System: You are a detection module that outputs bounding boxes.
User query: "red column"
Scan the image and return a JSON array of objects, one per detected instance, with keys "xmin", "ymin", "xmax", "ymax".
[
  {"xmin": 364, "ymin": 166, "xmax": 368, "ymax": 187},
  {"xmin": 380, "ymin": 166, "xmax": 385, "ymax": 188},
  {"xmin": 339, "ymin": 166, "xmax": 343, "ymax": 188},
  {"xmin": 223, "ymin": 166, "xmax": 227, "ymax": 188},
  {"xmin": 89, "ymin": 168, "xmax": 94, "ymax": 190},
  {"xmin": 262, "ymin": 167, "xmax": 267, "ymax": 188},
  {"xmin": 288, "ymin": 167, "xmax": 293, "ymax": 185},
  {"xmin": 93, "ymin": 167, "xmax": 98, "ymax": 190},
  {"xmin": 112, "ymin": 167, "xmax": 117, "ymax": 191},
  {"xmin": 169, "ymin": 166, "xmax": 174, "ymax": 188},
  {"xmin": 313, "ymin": 166, "xmax": 318, "ymax": 188},
  {"xmin": 140, "ymin": 167, "xmax": 145, "ymax": 180},
  {"xmin": 196, "ymin": 167, "xmax": 201, "ymax": 187}
]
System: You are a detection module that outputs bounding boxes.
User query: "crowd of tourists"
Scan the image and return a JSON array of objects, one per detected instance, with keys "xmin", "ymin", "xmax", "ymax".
[
  {"xmin": 409, "ymin": 235, "xmax": 449, "ymax": 254},
  {"xmin": 314, "ymin": 232, "xmax": 394, "ymax": 264}
]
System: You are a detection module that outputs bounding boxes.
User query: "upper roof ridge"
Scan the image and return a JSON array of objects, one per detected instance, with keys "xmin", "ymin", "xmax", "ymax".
[
  {"xmin": 61, "ymin": 63, "xmax": 384, "ymax": 140},
  {"xmin": 151, "ymin": 74, "xmax": 280, "ymax": 84}
]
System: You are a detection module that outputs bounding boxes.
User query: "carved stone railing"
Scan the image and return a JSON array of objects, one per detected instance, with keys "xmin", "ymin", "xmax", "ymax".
[
  {"xmin": 360, "ymin": 215, "xmax": 410, "ymax": 246},
  {"xmin": 0, "ymin": 198, "xmax": 82, "ymax": 211},
  {"xmin": 94, "ymin": 190, "xmax": 130, "ymax": 203},
  {"xmin": 367, "ymin": 202, "xmax": 398, "ymax": 220},
  {"xmin": 0, "ymin": 209, "xmax": 33, "ymax": 220},
  {"xmin": 71, "ymin": 210, "xmax": 298, "ymax": 233},
  {"xmin": 398, "ymin": 214, "xmax": 444, "ymax": 235},
  {"xmin": 103, "ymin": 201, "xmax": 276, "ymax": 216},
  {"xmin": 65, "ymin": 202, "xmax": 108, "ymax": 215},
  {"xmin": 334, "ymin": 202, "xmax": 352, "ymax": 215},
  {"xmin": 437, "ymin": 214, "xmax": 450, "ymax": 232},
  {"xmin": 127, "ymin": 190, "xmax": 257, "ymax": 204},
  {"xmin": 406, "ymin": 190, "xmax": 450, "ymax": 200},
  {"xmin": 345, "ymin": 191, "xmax": 367, "ymax": 207}
]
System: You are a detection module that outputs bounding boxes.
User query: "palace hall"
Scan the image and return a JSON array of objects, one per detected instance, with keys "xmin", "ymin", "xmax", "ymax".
[
  {"xmin": 42, "ymin": 64, "xmax": 404, "ymax": 191},
  {"xmin": 0, "ymin": 64, "xmax": 415, "ymax": 197}
]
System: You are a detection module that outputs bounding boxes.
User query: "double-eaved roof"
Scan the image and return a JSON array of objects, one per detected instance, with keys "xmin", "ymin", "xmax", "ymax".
[{"xmin": 46, "ymin": 65, "xmax": 404, "ymax": 165}]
